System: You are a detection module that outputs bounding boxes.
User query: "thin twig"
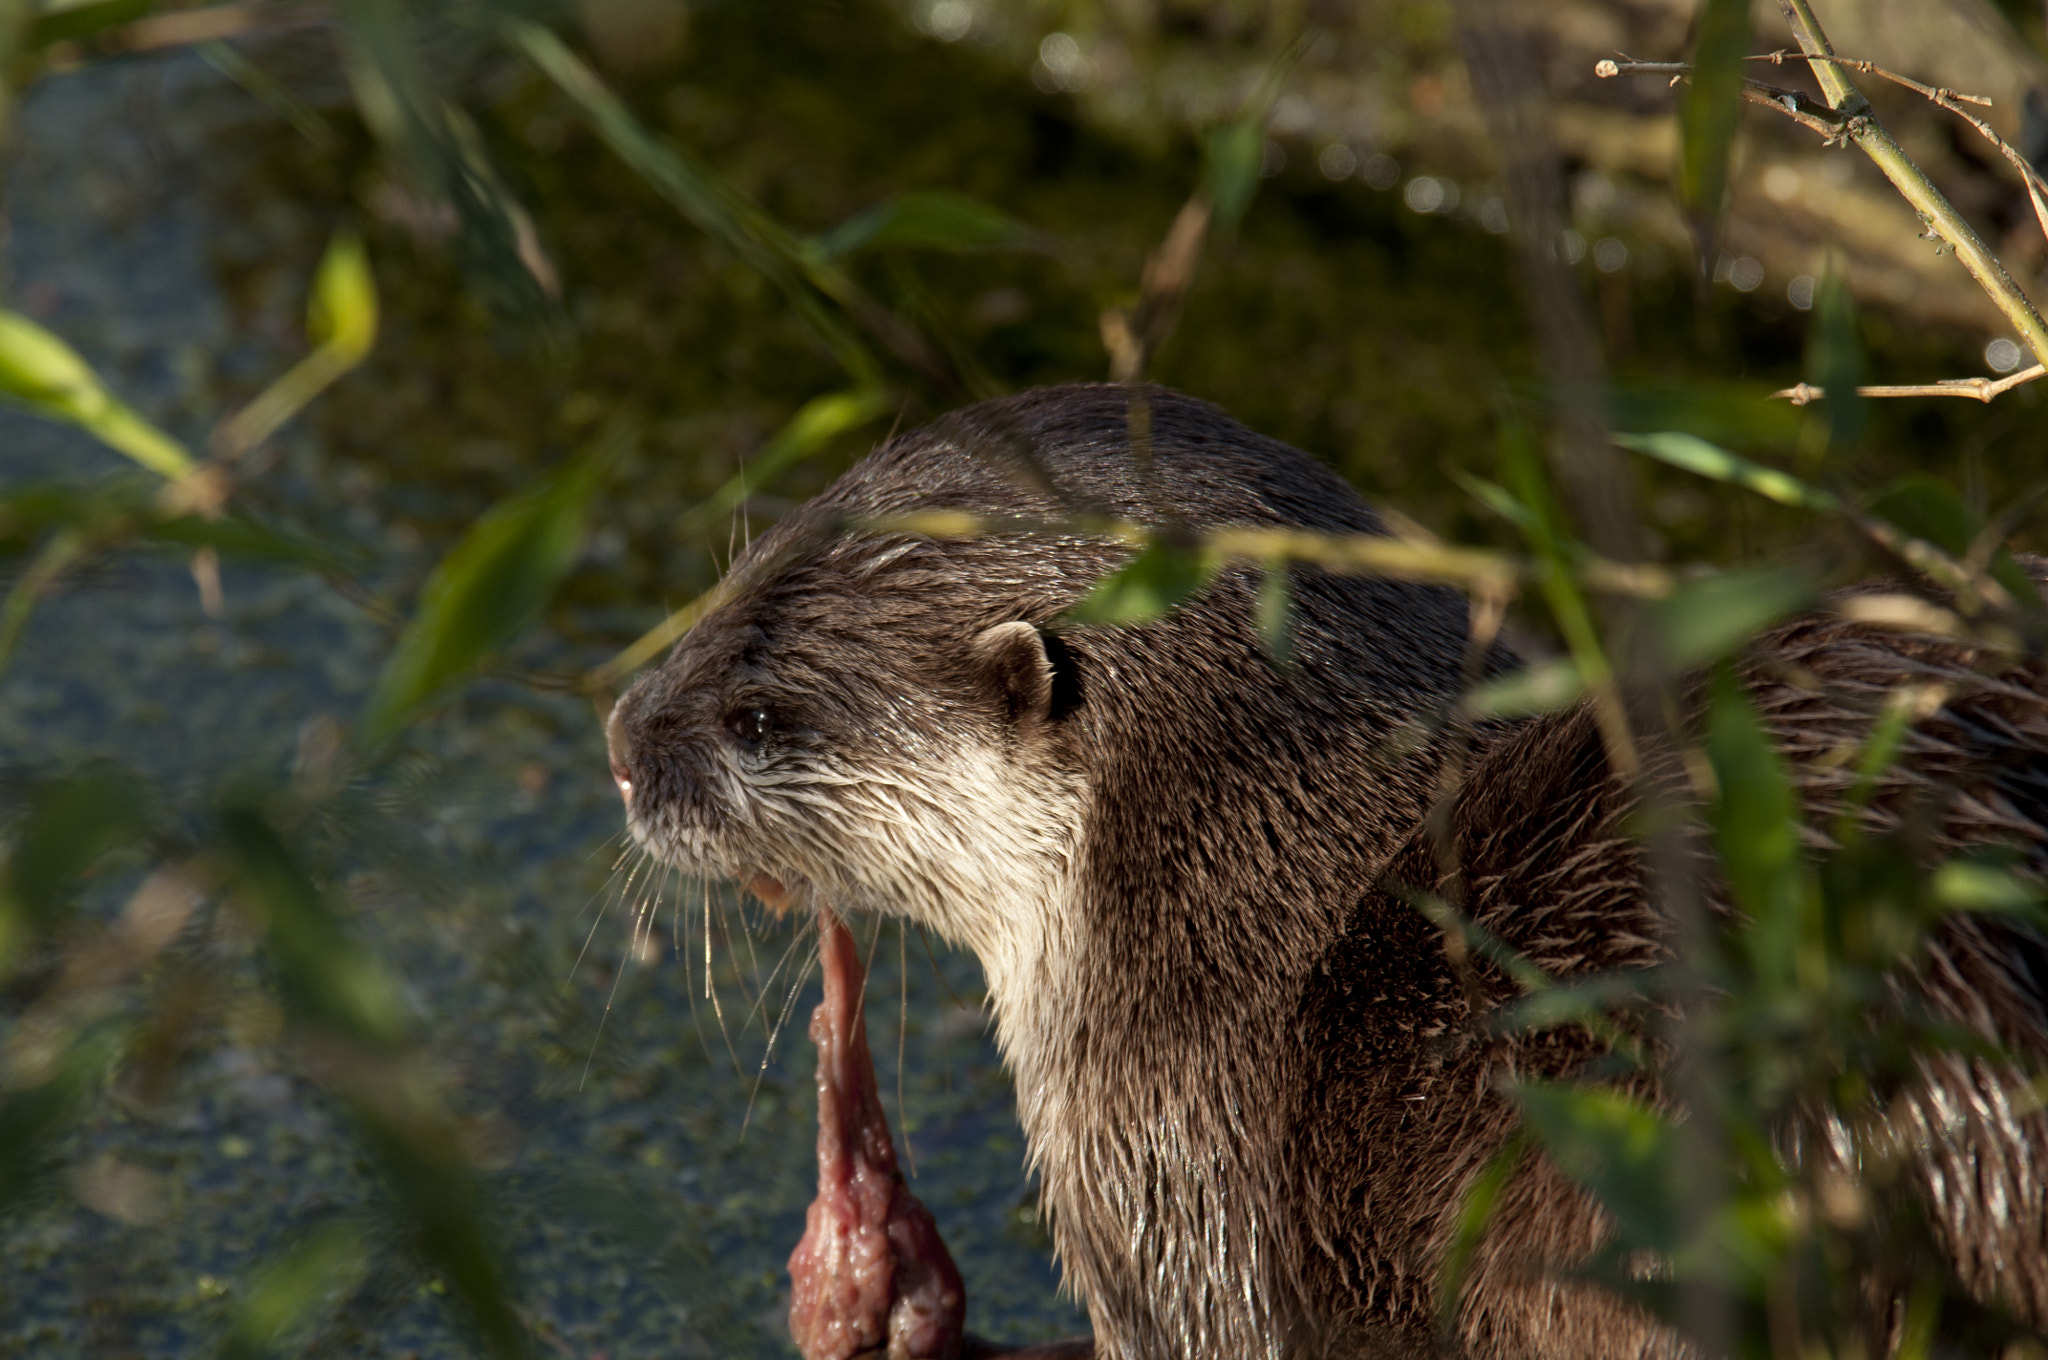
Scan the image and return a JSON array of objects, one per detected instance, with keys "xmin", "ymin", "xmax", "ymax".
[
  {"xmin": 1603, "ymin": 51, "xmax": 2048, "ymax": 236},
  {"xmin": 1772, "ymin": 364, "xmax": 2047, "ymax": 404},
  {"xmin": 1755, "ymin": 49, "xmax": 2048, "ymax": 250},
  {"xmin": 67, "ymin": 1, "xmax": 331, "ymax": 56},
  {"xmin": 1599, "ymin": 8, "xmax": 2048, "ymax": 383},
  {"xmin": 1596, "ymin": 60, "xmax": 1856, "ymax": 140},
  {"xmin": 1775, "ymin": 0, "xmax": 2048, "ymax": 367},
  {"xmin": 1598, "ymin": 53, "xmax": 1993, "ymax": 109},
  {"xmin": 1753, "ymin": 51, "xmax": 1992, "ymax": 108}
]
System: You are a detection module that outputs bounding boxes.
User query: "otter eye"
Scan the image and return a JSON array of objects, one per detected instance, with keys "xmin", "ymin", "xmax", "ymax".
[{"xmin": 726, "ymin": 707, "xmax": 773, "ymax": 746}]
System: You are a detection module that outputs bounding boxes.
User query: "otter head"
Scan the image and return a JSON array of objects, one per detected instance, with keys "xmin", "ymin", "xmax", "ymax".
[{"xmin": 604, "ymin": 458, "xmax": 1106, "ymax": 1014}]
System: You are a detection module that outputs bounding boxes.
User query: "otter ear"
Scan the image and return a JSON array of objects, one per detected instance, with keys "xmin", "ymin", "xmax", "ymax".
[{"xmin": 974, "ymin": 622, "xmax": 1055, "ymax": 727}]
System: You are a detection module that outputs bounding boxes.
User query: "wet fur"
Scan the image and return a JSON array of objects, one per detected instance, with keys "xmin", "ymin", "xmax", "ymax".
[{"xmin": 610, "ymin": 385, "xmax": 2048, "ymax": 1358}]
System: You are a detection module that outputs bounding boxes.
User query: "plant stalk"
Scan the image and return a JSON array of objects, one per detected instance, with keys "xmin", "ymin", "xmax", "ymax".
[{"xmin": 1777, "ymin": 0, "xmax": 2048, "ymax": 365}]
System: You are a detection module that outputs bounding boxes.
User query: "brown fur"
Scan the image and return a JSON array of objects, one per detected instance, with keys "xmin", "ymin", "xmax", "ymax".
[{"xmin": 608, "ymin": 385, "xmax": 2048, "ymax": 1359}]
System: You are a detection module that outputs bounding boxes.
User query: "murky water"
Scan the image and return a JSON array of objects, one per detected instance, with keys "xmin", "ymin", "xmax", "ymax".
[{"xmin": 0, "ymin": 50, "xmax": 1082, "ymax": 1359}]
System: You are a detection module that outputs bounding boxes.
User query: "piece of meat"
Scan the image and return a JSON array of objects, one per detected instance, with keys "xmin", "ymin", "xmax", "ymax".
[{"xmin": 788, "ymin": 906, "xmax": 966, "ymax": 1360}]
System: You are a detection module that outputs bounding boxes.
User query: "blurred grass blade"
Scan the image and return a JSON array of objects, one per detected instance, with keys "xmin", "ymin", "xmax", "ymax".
[
  {"xmin": 808, "ymin": 191, "xmax": 1044, "ymax": 260},
  {"xmin": 678, "ymin": 388, "xmax": 890, "ymax": 539},
  {"xmin": 1869, "ymin": 476, "xmax": 2042, "ymax": 609},
  {"xmin": 1648, "ymin": 566, "xmax": 1813, "ymax": 670},
  {"xmin": 1707, "ymin": 668, "xmax": 1813, "ymax": 991},
  {"xmin": 335, "ymin": 0, "xmax": 555, "ymax": 322},
  {"xmin": 214, "ymin": 231, "xmax": 378, "ymax": 459},
  {"xmin": 197, "ymin": 39, "xmax": 338, "ymax": 151},
  {"xmin": 1455, "ymin": 471, "xmax": 1543, "ymax": 537},
  {"xmin": 1512, "ymin": 1080, "xmax": 1681, "ymax": 1253},
  {"xmin": 0, "ymin": 763, "xmax": 150, "ymax": 970},
  {"xmin": 1255, "ymin": 558, "xmax": 1293, "ymax": 665},
  {"xmin": 0, "ymin": 1022, "xmax": 124, "ymax": 1220},
  {"xmin": 1677, "ymin": 0, "xmax": 1749, "ymax": 262},
  {"xmin": 217, "ymin": 805, "xmax": 409, "ymax": 1046},
  {"xmin": 507, "ymin": 17, "xmax": 872, "ymax": 378},
  {"xmin": 216, "ymin": 805, "xmax": 527, "ymax": 1358},
  {"xmin": 219, "ymin": 1220, "xmax": 370, "ymax": 1360},
  {"xmin": 1436, "ymin": 1131, "xmax": 1527, "ymax": 1334},
  {"xmin": 0, "ymin": 527, "xmax": 86, "ymax": 679},
  {"xmin": 1064, "ymin": 536, "xmax": 1220, "ymax": 626},
  {"xmin": 359, "ymin": 430, "xmax": 618, "ymax": 744},
  {"xmin": 1202, "ymin": 117, "xmax": 1264, "ymax": 235},
  {"xmin": 1464, "ymin": 657, "xmax": 1583, "ymax": 718},
  {"xmin": 1492, "ymin": 973, "xmax": 1653, "ymax": 1036},
  {"xmin": 0, "ymin": 311, "xmax": 193, "ymax": 478},
  {"xmin": 1808, "ymin": 267, "xmax": 1866, "ymax": 452},
  {"xmin": 1614, "ymin": 431, "xmax": 1840, "ymax": 512}
]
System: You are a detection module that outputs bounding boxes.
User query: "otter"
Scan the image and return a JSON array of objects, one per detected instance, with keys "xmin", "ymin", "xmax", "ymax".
[{"xmin": 605, "ymin": 384, "xmax": 2048, "ymax": 1358}]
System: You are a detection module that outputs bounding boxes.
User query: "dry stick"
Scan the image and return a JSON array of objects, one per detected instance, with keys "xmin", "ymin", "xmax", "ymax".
[{"xmin": 1773, "ymin": 366, "xmax": 2048, "ymax": 405}]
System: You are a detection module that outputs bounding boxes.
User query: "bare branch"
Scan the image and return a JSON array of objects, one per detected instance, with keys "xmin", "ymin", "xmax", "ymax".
[{"xmin": 1772, "ymin": 364, "xmax": 2047, "ymax": 404}]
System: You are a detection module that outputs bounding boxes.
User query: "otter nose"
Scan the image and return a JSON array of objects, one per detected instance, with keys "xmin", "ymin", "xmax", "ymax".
[{"xmin": 604, "ymin": 700, "xmax": 635, "ymax": 804}]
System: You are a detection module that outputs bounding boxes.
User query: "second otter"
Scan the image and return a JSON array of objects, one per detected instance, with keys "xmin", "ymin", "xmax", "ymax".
[{"xmin": 606, "ymin": 384, "xmax": 2048, "ymax": 1358}]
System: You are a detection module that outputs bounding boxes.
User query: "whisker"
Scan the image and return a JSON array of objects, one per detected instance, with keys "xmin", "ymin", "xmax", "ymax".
[
  {"xmin": 899, "ymin": 917, "xmax": 917, "ymax": 1178},
  {"xmin": 741, "ymin": 926, "xmax": 822, "ymax": 1140},
  {"xmin": 704, "ymin": 879, "xmax": 747, "ymax": 1080},
  {"xmin": 568, "ymin": 854, "xmax": 637, "ymax": 986}
]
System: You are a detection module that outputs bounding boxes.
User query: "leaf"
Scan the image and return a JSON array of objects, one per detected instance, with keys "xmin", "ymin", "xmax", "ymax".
[
  {"xmin": 809, "ymin": 191, "xmax": 1044, "ymax": 260},
  {"xmin": 678, "ymin": 388, "xmax": 890, "ymax": 538},
  {"xmin": 1202, "ymin": 118, "xmax": 1265, "ymax": 234},
  {"xmin": 1063, "ymin": 536, "xmax": 1220, "ymax": 626},
  {"xmin": 220, "ymin": 1220, "xmax": 371, "ymax": 1360},
  {"xmin": 0, "ymin": 310, "xmax": 194, "ymax": 479},
  {"xmin": 1706, "ymin": 669, "xmax": 1813, "ymax": 991},
  {"xmin": 1463, "ymin": 657, "xmax": 1583, "ymax": 718},
  {"xmin": 214, "ymin": 231, "xmax": 380, "ymax": 458},
  {"xmin": 1931, "ymin": 855, "xmax": 2043, "ymax": 916},
  {"xmin": 1677, "ymin": 0, "xmax": 1750, "ymax": 246},
  {"xmin": 1868, "ymin": 476, "xmax": 2041, "ymax": 610},
  {"xmin": 1615, "ymin": 432, "xmax": 1839, "ymax": 513},
  {"xmin": 1512, "ymin": 1080, "xmax": 1682, "ymax": 1253},
  {"xmin": 308, "ymin": 231, "xmax": 378, "ymax": 361},
  {"xmin": 1648, "ymin": 566, "xmax": 1814, "ymax": 670},
  {"xmin": 359, "ymin": 438, "xmax": 614, "ymax": 744},
  {"xmin": 1807, "ymin": 268, "xmax": 1865, "ymax": 452}
]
